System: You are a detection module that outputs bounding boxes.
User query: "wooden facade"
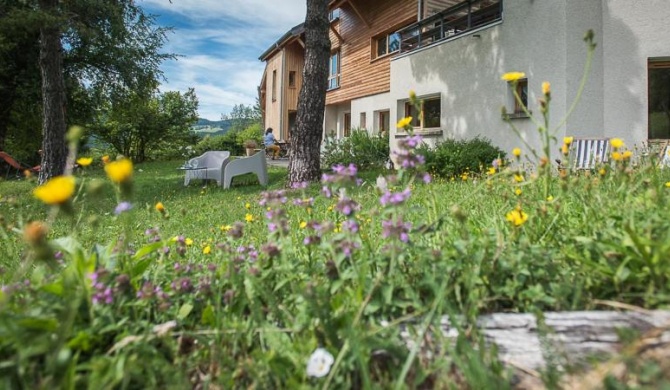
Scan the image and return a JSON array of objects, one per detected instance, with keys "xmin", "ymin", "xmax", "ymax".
[{"xmin": 326, "ymin": 0, "xmax": 417, "ymax": 106}]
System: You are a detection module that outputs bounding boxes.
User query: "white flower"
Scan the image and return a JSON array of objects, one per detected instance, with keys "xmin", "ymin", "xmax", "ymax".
[
  {"xmin": 376, "ymin": 175, "xmax": 388, "ymax": 192},
  {"xmin": 306, "ymin": 348, "xmax": 334, "ymax": 378}
]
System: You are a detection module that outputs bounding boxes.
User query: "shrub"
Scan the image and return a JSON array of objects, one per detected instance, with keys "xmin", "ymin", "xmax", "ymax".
[
  {"xmin": 418, "ymin": 136, "xmax": 506, "ymax": 177},
  {"xmin": 194, "ymin": 131, "xmax": 242, "ymax": 156},
  {"xmin": 321, "ymin": 129, "xmax": 389, "ymax": 170}
]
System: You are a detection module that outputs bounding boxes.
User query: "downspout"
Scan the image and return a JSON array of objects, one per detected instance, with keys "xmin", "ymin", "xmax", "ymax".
[
  {"xmin": 417, "ymin": 0, "xmax": 423, "ymax": 21},
  {"xmin": 280, "ymin": 48, "xmax": 286, "ymax": 139}
]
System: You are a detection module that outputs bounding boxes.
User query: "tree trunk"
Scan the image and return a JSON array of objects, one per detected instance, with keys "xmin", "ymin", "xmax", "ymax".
[
  {"xmin": 38, "ymin": 0, "xmax": 68, "ymax": 184},
  {"xmin": 286, "ymin": 0, "xmax": 330, "ymax": 185}
]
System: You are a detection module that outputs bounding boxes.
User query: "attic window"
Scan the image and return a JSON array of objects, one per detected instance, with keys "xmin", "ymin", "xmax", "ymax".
[{"xmin": 289, "ymin": 71, "xmax": 296, "ymax": 88}]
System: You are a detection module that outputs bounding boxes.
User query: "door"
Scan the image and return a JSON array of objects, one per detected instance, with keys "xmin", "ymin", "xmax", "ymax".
[{"xmin": 649, "ymin": 60, "xmax": 670, "ymax": 139}]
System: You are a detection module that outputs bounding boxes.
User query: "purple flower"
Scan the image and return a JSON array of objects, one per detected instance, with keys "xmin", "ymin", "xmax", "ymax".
[
  {"xmin": 259, "ymin": 190, "xmax": 288, "ymax": 206},
  {"xmin": 381, "ymin": 218, "xmax": 412, "ymax": 243},
  {"xmin": 380, "ymin": 188, "xmax": 412, "ymax": 207},
  {"xmin": 114, "ymin": 201, "xmax": 133, "ymax": 215},
  {"xmin": 423, "ymin": 173, "xmax": 432, "ymax": 184},
  {"xmin": 335, "ymin": 197, "xmax": 360, "ymax": 216},
  {"xmin": 293, "ymin": 197, "xmax": 314, "ymax": 207},
  {"xmin": 342, "ymin": 219, "xmax": 359, "ymax": 233},
  {"xmin": 291, "ymin": 181, "xmax": 309, "ymax": 189}
]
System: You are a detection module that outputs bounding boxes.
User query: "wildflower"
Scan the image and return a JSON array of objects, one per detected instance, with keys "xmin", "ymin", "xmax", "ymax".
[
  {"xmin": 514, "ymin": 188, "xmax": 522, "ymax": 196},
  {"xmin": 23, "ymin": 221, "xmax": 48, "ymax": 246},
  {"xmin": 487, "ymin": 167, "xmax": 496, "ymax": 175},
  {"xmin": 514, "ymin": 174, "xmax": 524, "ymax": 183},
  {"xmin": 422, "ymin": 172, "xmax": 432, "ymax": 183},
  {"xmin": 291, "ymin": 181, "xmax": 309, "ymax": 189},
  {"xmin": 335, "ymin": 196, "xmax": 360, "ymax": 216},
  {"xmin": 104, "ymin": 158, "xmax": 133, "ymax": 183},
  {"xmin": 409, "ymin": 90, "xmax": 416, "ymax": 100},
  {"xmin": 203, "ymin": 245, "xmax": 211, "ymax": 255},
  {"xmin": 221, "ymin": 224, "xmax": 232, "ymax": 232},
  {"xmin": 76, "ymin": 157, "xmax": 93, "ymax": 167},
  {"xmin": 299, "ymin": 221, "xmax": 307, "ymax": 229},
  {"xmin": 259, "ymin": 190, "xmax": 288, "ymax": 206},
  {"xmin": 599, "ymin": 168, "xmax": 607, "ymax": 176},
  {"xmin": 101, "ymin": 155, "xmax": 110, "ymax": 164},
  {"xmin": 245, "ymin": 202, "xmax": 251, "ymax": 209},
  {"xmin": 506, "ymin": 207, "xmax": 529, "ymax": 227},
  {"xmin": 382, "ymin": 217, "xmax": 412, "ymax": 243},
  {"xmin": 501, "ymin": 71, "xmax": 526, "ymax": 82},
  {"xmin": 665, "ymin": 182, "xmax": 670, "ymax": 188},
  {"xmin": 561, "ymin": 144, "xmax": 570, "ymax": 155},
  {"xmin": 396, "ymin": 116, "xmax": 413, "ymax": 129},
  {"xmin": 512, "ymin": 148, "xmax": 521, "ymax": 157},
  {"xmin": 611, "ymin": 151, "xmax": 622, "ymax": 161},
  {"xmin": 245, "ymin": 213, "xmax": 255, "ymax": 223},
  {"xmin": 563, "ymin": 136, "xmax": 574, "ymax": 145},
  {"xmin": 307, "ymin": 348, "xmax": 334, "ymax": 378},
  {"xmin": 341, "ymin": 219, "xmax": 359, "ymax": 233},
  {"xmin": 379, "ymin": 188, "xmax": 411, "ymax": 207},
  {"xmin": 185, "ymin": 238, "xmax": 193, "ymax": 246},
  {"xmin": 33, "ymin": 176, "xmax": 76, "ymax": 205},
  {"xmin": 114, "ymin": 201, "xmax": 133, "ymax": 215},
  {"xmin": 542, "ymin": 81, "xmax": 551, "ymax": 95},
  {"xmin": 622, "ymin": 150, "xmax": 632, "ymax": 160},
  {"xmin": 610, "ymin": 138, "xmax": 624, "ymax": 150},
  {"xmin": 547, "ymin": 195, "xmax": 554, "ymax": 201}
]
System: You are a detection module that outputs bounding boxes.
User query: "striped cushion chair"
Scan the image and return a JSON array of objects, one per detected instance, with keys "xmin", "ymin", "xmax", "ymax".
[
  {"xmin": 570, "ymin": 138, "xmax": 610, "ymax": 170},
  {"xmin": 658, "ymin": 142, "xmax": 670, "ymax": 168}
]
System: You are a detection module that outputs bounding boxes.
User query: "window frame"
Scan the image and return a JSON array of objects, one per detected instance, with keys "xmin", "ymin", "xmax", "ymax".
[
  {"xmin": 648, "ymin": 59, "xmax": 670, "ymax": 139},
  {"xmin": 327, "ymin": 51, "xmax": 341, "ymax": 91},
  {"xmin": 271, "ymin": 70, "xmax": 277, "ymax": 101},
  {"xmin": 373, "ymin": 30, "xmax": 402, "ymax": 60},
  {"xmin": 402, "ymin": 95, "xmax": 441, "ymax": 131},
  {"xmin": 504, "ymin": 78, "xmax": 531, "ymax": 119},
  {"xmin": 288, "ymin": 71, "xmax": 296, "ymax": 88}
]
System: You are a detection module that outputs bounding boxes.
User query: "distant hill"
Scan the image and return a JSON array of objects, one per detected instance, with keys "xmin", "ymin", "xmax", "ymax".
[{"xmin": 191, "ymin": 118, "xmax": 233, "ymax": 137}]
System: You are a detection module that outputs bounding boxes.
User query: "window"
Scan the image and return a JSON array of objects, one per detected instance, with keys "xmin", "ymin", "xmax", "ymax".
[
  {"xmin": 377, "ymin": 110, "xmax": 390, "ymax": 135},
  {"xmin": 374, "ymin": 31, "xmax": 401, "ymax": 58},
  {"xmin": 505, "ymin": 78, "xmax": 529, "ymax": 118},
  {"xmin": 649, "ymin": 60, "xmax": 670, "ymax": 139},
  {"xmin": 344, "ymin": 113, "xmax": 351, "ymax": 137},
  {"xmin": 359, "ymin": 112, "xmax": 366, "ymax": 129},
  {"xmin": 289, "ymin": 71, "xmax": 296, "ymax": 88},
  {"xmin": 329, "ymin": 8, "xmax": 340, "ymax": 22},
  {"xmin": 403, "ymin": 96, "xmax": 441, "ymax": 130},
  {"xmin": 328, "ymin": 51, "xmax": 340, "ymax": 90},
  {"xmin": 272, "ymin": 70, "xmax": 277, "ymax": 101}
]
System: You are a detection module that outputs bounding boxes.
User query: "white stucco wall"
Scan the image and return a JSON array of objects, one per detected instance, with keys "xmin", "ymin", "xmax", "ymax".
[
  {"xmin": 350, "ymin": 92, "xmax": 391, "ymax": 135},
  {"xmin": 389, "ymin": 0, "xmax": 670, "ymax": 158},
  {"xmin": 324, "ymin": 103, "xmax": 351, "ymax": 138},
  {"xmin": 601, "ymin": 0, "xmax": 670, "ymax": 144}
]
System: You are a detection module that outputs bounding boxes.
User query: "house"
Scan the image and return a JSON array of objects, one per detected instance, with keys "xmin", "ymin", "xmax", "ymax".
[{"xmin": 260, "ymin": 0, "xmax": 670, "ymax": 158}]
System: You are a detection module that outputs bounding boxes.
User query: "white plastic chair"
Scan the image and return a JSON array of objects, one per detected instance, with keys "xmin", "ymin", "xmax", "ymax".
[
  {"xmin": 183, "ymin": 151, "xmax": 231, "ymax": 186},
  {"xmin": 222, "ymin": 150, "xmax": 269, "ymax": 189}
]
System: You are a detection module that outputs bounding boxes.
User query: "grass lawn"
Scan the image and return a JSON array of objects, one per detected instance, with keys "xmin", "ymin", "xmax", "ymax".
[{"xmin": 1, "ymin": 155, "xmax": 670, "ymax": 388}]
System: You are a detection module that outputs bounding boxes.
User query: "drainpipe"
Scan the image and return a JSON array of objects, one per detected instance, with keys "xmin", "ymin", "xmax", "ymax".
[
  {"xmin": 279, "ymin": 49, "xmax": 286, "ymax": 140},
  {"xmin": 418, "ymin": 0, "xmax": 423, "ymax": 21}
]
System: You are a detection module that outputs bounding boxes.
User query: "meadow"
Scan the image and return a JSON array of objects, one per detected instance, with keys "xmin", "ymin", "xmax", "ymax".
[{"xmin": 1, "ymin": 135, "xmax": 670, "ymax": 388}]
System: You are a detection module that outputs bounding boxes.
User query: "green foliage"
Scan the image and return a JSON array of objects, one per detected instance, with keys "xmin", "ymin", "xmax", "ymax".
[
  {"xmin": 418, "ymin": 136, "xmax": 506, "ymax": 177},
  {"xmin": 321, "ymin": 129, "xmax": 390, "ymax": 169},
  {"xmin": 194, "ymin": 132, "xmax": 244, "ymax": 156},
  {"xmin": 90, "ymin": 88, "xmax": 199, "ymax": 162},
  {"xmin": 236, "ymin": 123, "xmax": 263, "ymax": 148},
  {"xmin": 222, "ymin": 103, "xmax": 262, "ymax": 133}
]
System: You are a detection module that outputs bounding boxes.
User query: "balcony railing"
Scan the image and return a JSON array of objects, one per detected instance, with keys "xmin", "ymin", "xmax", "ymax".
[{"xmin": 399, "ymin": 0, "xmax": 503, "ymax": 53}]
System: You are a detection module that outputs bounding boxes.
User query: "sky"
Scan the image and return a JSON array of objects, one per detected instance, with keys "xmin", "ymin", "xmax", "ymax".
[{"xmin": 138, "ymin": 0, "xmax": 307, "ymax": 121}]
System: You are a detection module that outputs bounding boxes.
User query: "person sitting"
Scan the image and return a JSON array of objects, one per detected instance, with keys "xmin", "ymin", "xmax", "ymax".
[{"xmin": 264, "ymin": 128, "xmax": 281, "ymax": 160}]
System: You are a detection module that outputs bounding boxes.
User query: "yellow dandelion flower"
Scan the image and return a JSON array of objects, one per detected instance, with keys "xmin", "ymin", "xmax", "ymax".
[
  {"xmin": 220, "ymin": 225, "xmax": 232, "ymax": 231},
  {"xmin": 512, "ymin": 148, "xmax": 521, "ymax": 157},
  {"xmin": 396, "ymin": 116, "xmax": 413, "ymax": 129},
  {"xmin": 514, "ymin": 188, "xmax": 522, "ymax": 196},
  {"xmin": 487, "ymin": 167, "xmax": 496, "ymax": 175},
  {"xmin": 542, "ymin": 81, "xmax": 551, "ymax": 95},
  {"xmin": 666, "ymin": 182, "xmax": 670, "ymax": 188},
  {"xmin": 610, "ymin": 138, "xmax": 624, "ymax": 149},
  {"xmin": 245, "ymin": 213, "xmax": 254, "ymax": 223},
  {"xmin": 76, "ymin": 157, "xmax": 93, "ymax": 167},
  {"xmin": 409, "ymin": 90, "xmax": 416, "ymax": 100},
  {"xmin": 185, "ymin": 238, "xmax": 193, "ymax": 246},
  {"xmin": 599, "ymin": 168, "xmax": 606, "ymax": 176},
  {"xmin": 245, "ymin": 202, "xmax": 251, "ymax": 209},
  {"xmin": 170, "ymin": 236, "xmax": 179, "ymax": 242},
  {"xmin": 561, "ymin": 144, "xmax": 569, "ymax": 155},
  {"xmin": 33, "ymin": 176, "xmax": 76, "ymax": 205},
  {"xmin": 104, "ymin": 158, "xmax": 133, "ymax": 183},
  {"xmin": 546, "ymin": 195, "xmax": 554, "ymax": 201},
  {"xmin": 101, "ymin": 155, "xmax": 110, "ymax": 164},
  {"xmin": 514, "ymin": 174, "xmax": 524, "ymax": 183},
  {"xmin": 563, "ymin": 136, "xmax": 574, "ymax": 145},
  {"xmin": 203, "ymin": 245, "xmax": 211, "ymax": 255},
  {"xmin": 155, "ymin": 202, "xmax": 165, "ymax": 213},
  {"xmin": 611, "ymin": 151, "xmax": 622, "ymax": 161},
  {"xmin": 505, "ymin": 207, "xmax": 529, "ymax": 227},
  {"xmin": 622, "ymin": 150, "xmax": 632, "ymax": 160},
  {"xmin": 501, "ymin": 71, "xmax": 526, "ymax": 82},
  {"xmin": 299, "ymin": 221, "xmax": 307, "ymax": 229}
]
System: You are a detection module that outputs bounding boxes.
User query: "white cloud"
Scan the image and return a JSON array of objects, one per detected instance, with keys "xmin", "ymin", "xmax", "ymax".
[{"xmin": 138, "ymin": 0, "xmax": 306, "ymax": 120}]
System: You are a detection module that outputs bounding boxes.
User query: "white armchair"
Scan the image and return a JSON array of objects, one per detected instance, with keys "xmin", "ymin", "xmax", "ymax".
[
  {"xmin": 222, "ymin": 150, "xmax": 269, "ymax": 189},
  {"xmin": 183, "ymin": 151, "xmax": 231, "ymax": 186}
]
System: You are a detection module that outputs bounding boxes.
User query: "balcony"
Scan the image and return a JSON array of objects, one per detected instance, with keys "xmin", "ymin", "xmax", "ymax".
[{"xmin": 399, "ymin": 0, "xmax": 503, "ymax": 53}]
